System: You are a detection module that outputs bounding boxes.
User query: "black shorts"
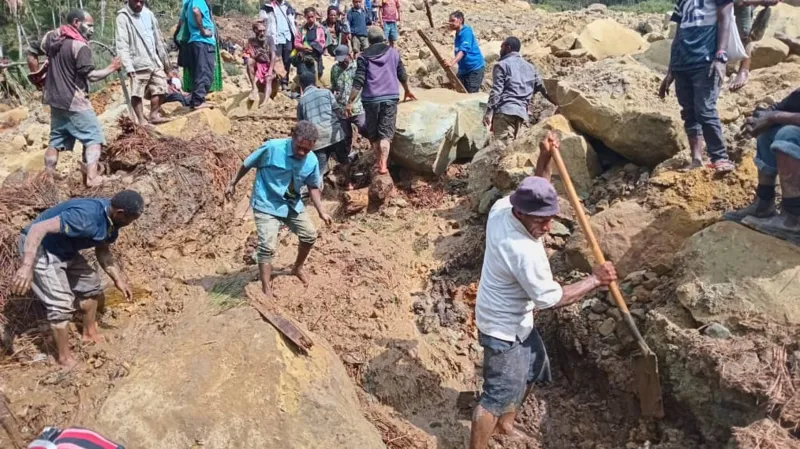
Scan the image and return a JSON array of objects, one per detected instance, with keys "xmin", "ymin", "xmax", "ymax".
[
  {"xmin": 458, "ymin": 66, "xmax": 485, "ymax": 94},
  {"xmin": 315, "ymin": 140, "xmax": 349, "ymax": 175},
  {"xmin": 363, "ymin": 100, "xmax": 399, "ymax": 143}
]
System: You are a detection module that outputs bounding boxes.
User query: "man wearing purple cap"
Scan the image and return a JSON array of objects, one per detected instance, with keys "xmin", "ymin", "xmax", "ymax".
[{"xmin": 470, "ymin": 133, "xmax": 618, "ymax": 449}]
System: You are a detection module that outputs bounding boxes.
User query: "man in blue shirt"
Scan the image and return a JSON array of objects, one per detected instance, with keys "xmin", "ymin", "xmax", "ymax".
[
  {"xmin": 447, "ymin": 10, "xmax": 485, "ymax": 94},
  {"xmin": 11, "ymin": 190, "xmax": 144, "ymax": 370},
  {"xmin": 347, "ymin": 0, "xmax": 372, "ymax": 56},
  {"xmin": 183, "ymin": 0, "xmax": 216, "ymax": 108},
  {"xmin": 658, "ymin": 0, "xmax": 735, "ymax": 173},
  {"xmin": 225, "ymin": 121, "xmax": 334, "ymax": 298}
]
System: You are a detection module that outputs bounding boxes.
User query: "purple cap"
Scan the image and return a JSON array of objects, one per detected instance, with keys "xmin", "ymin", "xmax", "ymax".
[{"xmin": 509, "ymin": 176, "xmax": 560, "ymax": 217}]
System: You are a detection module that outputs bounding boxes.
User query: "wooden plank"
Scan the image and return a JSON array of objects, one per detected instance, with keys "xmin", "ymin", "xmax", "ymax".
[
  {"xmin": 0, "ymin": 393, "xmax": 24, "ymax": 449},
  {"xmin": 417, "ymin": 29, "xmax": 467, "ymax": 93},
  {"xmin": 245, "ymin": 284, "xmax": 314, "ymax": 355},
  {"xmin": 423, "ymin": 0, "xmax": 434, "ymax": 28}
]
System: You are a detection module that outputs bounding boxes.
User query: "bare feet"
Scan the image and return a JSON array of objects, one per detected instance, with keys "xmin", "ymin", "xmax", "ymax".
[
  {"xmin": 688, "ymin": 158, "xmax": 703, "ymax": 170},
  {"xmin": 248, "ymin": 88, "xmax": 259, "ymax": 102},
  {"xmin": 730, "ymin": 69, "xmax": 749, "ymax": 92},
  {"xmin": 57, "ymin": 356, "xmax": 79, "ymax": 372},
  {"xmin": 496, "ymin": 424, "xmax": 536, "ymax": 443},
  {"xmin": 292, "ymin": 266, "xmax": 310, "ymax": 288},
  {"xmin": 81, "ymin": 331, "xmax": 105, "ymax": 344},
  {"xmin": 148, "ymin": 115, "xmax": 172, "ymax": 124},
  {"xmin": 191, "ymin": 103, "xmax": 213, "ymax": 110},
  {"xmin": 261, "ymin": 284, "xmax": 275, "ymax": 300}
]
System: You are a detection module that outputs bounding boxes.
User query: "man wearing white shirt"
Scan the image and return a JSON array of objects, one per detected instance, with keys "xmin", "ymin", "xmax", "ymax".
[{"xmin": 470, "ymin": 132, "xmax": 618, "ymax": 449}]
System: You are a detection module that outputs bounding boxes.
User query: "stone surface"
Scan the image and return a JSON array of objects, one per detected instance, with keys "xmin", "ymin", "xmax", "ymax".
[
  {"xmin": 749, "ymin": 38, "xmax": 789, "ymax": 70},
  {"xmin": 634, "ymin": 38, "xmax": 671, "ymax": 74},
  {"xmin": 156, "ymin": 108, "xmax": 232, "ymax": 137},
  {"xmin": 574, "ymin": 19, "xmax": 648, "ymax": 60},
  {"xmin": 9, "ymin": 135, "xmax": 27, "ymax": 151},
  {"xmin": 393, "ymin": 89, "xmax": 489, "ymax": 175},
  {"xmin": 479, "ymin": 40, "xmax": 505, "ymax": 65},
  {"xmin": 586, "ymin": 3, "xmax": 607, "ymax": 12},
  {"xmin": 550, "ymin": 32, "xmax": 578, "ymax": 54},
  {"xmin": 598, "ymin": 318, "xmax": 616, "ymax": 336},
  {"xmin": 701, "ymin": 323, "xmax": 732, "ymax": 339},
  {"xmin": 645, "ymin": 32, "xmax": 665, "ymax": 43},
  {"xmin": 763, "ymin": 3, "xmax": 800, "ymax": 40},
  {"xmin": 0, "ymin": 107, "xmax": 29, "ymax": 125},
  {"xmin": 675, "ymin": 221, "xmax": 800, "ymax": 327}
]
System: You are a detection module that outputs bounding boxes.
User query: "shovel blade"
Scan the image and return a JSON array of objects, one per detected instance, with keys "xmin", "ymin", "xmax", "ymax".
[{"xmin": 634, "ymin": 352, "xmax": 664, "ymax": 418}]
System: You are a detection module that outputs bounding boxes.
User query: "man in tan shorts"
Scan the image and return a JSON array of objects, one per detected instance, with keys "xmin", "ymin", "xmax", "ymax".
[{"xmin": 116, "ymin": 0, "xmax": 171, "ymax": 124}]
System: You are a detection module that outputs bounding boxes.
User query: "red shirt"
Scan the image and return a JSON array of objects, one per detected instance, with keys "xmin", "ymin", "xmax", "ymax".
[{"xmin": 380, "ymin": 0, "xmax": 400, "ymax": 22}]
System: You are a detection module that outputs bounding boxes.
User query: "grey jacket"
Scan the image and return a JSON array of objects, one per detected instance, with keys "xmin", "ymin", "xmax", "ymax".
[
  {"xmin": 487, "ymin": 52, "xmax": 545, "ymax": 121},
  {"xmin": 115, "ymin": 6, "xmax": 169, "ymax": 73}
]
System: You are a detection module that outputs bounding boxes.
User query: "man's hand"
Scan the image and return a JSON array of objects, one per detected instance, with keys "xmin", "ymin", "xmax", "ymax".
[
  {"xmin": 447, "ymin": 58, "xmax": 457, "ymax": 68},
  {"xmin": 114, "ymin": 274, "xmax": 134, "ymax": 302},
  {"xmin": 319, "ymin": 212, "xmax": 334, "ymax": 226},
  {"xmin": 345, "ymin": 103, "xmax": 354, "ymax": 117},
  {"xmin": 403, "ymin": 90, "xmax": 417, "ymax": 102},
  {"xmin": 592, "ymin": 261, "xmax": 618, "ymax": 287},
  {"xmin": 109, "ymin": 57, "xmax": 122, "ymax": 72},
  {"xmin": 539, "ymin": 130, "xmax": 560, "ymax": 154},
  {"xmin": 302, "ymin": 44, "xmax": 313, "ymax": 53},
  {"xmin": 658, "ymin": 73, "xmax": 674, "ymax": 99},
  {"xmin": 225, "ymin": 182, "xmax": 236, "ymax": 201},
  {"xmin": 743, "ymin": 114, "xmax": 774, "ymax": 137},
  {"xmin": 709, "ymin": 61, "xmax": 726, "ymax": 86},
  {"xmin": 483, "ymin": 111, "xmax": 492, "ymax": 127},
  {"xmin": 11, "ymin": 264, "xmax": 33, "ymax": 296},
  {"xmin": 201, "ymin": 27, "xmax": 213, "ymax": 38}
]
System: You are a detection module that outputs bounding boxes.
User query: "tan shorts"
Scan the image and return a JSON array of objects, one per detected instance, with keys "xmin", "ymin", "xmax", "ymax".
[
  {"xmin": 493, "ymin": 113, "xmax": 525, "ymax": 141},
  {"xmin": 130, "ymin": 67, "xmax": 169, "ymax": 100}
]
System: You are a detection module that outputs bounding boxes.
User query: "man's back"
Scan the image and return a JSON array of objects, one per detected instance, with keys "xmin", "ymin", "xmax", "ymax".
[
  {"xmin": 42, "ymin": 29, "xmax": 94, "ymax": 112},
  {"xmin": 491, "ymin": 52, "xmax": 542, "ymax": 120},
  {"xmin": 297, "ymin": 86, "xmax": 344, "ymax": 149}
]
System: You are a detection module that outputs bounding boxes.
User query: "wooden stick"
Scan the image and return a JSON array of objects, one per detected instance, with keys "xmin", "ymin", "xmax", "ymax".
[
  {"xmin": 417, "ymin": 29, "xmax": 467, "ymax": 93},
  {"xmin": 423, "ymin": 0, "xmax": 434, "ymax": 28},
  {"xmin": 0, "ymin": 393, "xmax": 24, "ymax": 449},
  {"xmin": 245, "ymin": 284, "xmax": 314, "ymax": 355}
]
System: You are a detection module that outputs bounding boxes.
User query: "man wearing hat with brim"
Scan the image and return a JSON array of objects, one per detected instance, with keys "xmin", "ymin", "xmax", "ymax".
[
  {"xmin": 469, "ymin": 132, "xmax": 618, "ymax": 449},
  {"xmin": 331, "ymin": 43, "xmax": 365, "ymax": 177}
]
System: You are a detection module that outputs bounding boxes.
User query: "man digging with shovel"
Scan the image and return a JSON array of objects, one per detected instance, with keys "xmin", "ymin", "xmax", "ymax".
[{"xmin": 470, "ymin": 132, "xmax": 618, "ymax": 449}]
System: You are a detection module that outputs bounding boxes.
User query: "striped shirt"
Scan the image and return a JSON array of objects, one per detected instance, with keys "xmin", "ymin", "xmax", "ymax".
[{"xmin": 296, "ymin": 86, "xmax": 346, "ymax": 151}]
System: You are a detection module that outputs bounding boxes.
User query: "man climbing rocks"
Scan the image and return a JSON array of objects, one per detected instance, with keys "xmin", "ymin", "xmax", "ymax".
[
  {"xmin": 348, "ymin": 26, "xmax": 416, "ymax": 175},
  {"xmin": 294, "ymin": 7, "xmax": 331, "ymax": 80},
  {"xmin": 725, "ymin": 88, "xmax": 800, "ymax": 244},
  {"xmin": 377, "ymin": 0, "xmax": 401, "ymax": 48},
  {"xmin": 116, "ymin": 0, "xmax": 171, "ymax": 124},
  {"xmin": 39, "ymin": 9, "xmax": 122, "ymax": 187},
  {"xmin": 297, "ymin": 70, "xmax": 350, "ymax": 185},
  {"xmin": 183, "ymin": 0, "xmax": 217, "ymax": 109},
  {"xmin": 470, "ymin": 133, "xmax": 617, "ymax": 449},
  {"xmin": 659, "ymin": 0, "xmax": 736, "ymax": 172},
  {"xmin": 447, "ymin": 10, "xmax": 485, "ymax": 94},
  {"xmin": 484, "ymin": 36, "xmax": 550, "ymax": 141},
  {"xmin": 331, "ymin": 44, "xmax": 365, "ymax": 164},
  {"xmin": 225, "ymin": 121, "xmax": 334, "ymax": 298},
  {"xmin": 260, "ymin": 0, "xmax": 299, "ymax": 90},
  {"xmin": 347, "ymin": 0, "xmax": 372, "ymax": 56},
  {"xmin": 11, "ymin": 191, "xmax": 144, "ymax": 370},
  {"xmin": 244, "ymin": 21, "xmax": 277, "ymax": 102},
  {"xmin": 729, "ymin": 0, "xmax": 780, "ymax": 91}
]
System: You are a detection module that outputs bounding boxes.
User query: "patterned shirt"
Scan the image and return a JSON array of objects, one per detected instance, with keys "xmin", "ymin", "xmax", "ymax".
[
  {"xmin": 670, "ymin": 0, "xmax": 732, "ymax": 71},
  {"xmin": 297, "ymin": 86, "xmax": 346, "ymax": 150},
  {"xmin": 331, "ymin": 61, "xmax": 363, "ymax": 116}
]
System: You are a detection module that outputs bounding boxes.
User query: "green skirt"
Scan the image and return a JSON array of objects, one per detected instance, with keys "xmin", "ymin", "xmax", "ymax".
[{"xmin": 183, "ymin": 41, "xmax": 224, "ymax": 93}]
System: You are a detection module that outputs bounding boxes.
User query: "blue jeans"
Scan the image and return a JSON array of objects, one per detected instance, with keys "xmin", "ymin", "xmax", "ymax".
[
  {"xmin": 383, "ymin": 22, "xmax": 399, "ymax": 42},
  {"xmin": 49, "ymin": 107, "xmax": 105, "ymax": 151},
  {"xmin": 673, "ymin": 66, "xmax": 728, "ymax": 162},
  {"xmin": 756, "ymin": 125, "xmax": 800, "ymax": 176}
]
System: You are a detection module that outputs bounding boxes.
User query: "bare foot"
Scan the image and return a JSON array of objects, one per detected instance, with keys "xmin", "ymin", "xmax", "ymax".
[
  {"xmin": 496, "ymin": 424, "xmax": 536, "ymax": 443},
  {"xmin": 248, "ymin": 88, "xmax": 259, "ymax": 102},
  {"xmin": 730, "ymin": 69, "xmax": 749, "ymax": 92},
  {"xmin": 292, "ymin": 266, "xmax": 310, "ymax": 288},
  {"xmin": 81, "ymin": 332, "xmax": 105, "ymax": 344},
  {"xmin": 58, "ymin": 356, "xmax": 79, "ymax": 372},
  {"xmin": 148, "ymin": 115, "xmax": 173, "ymax": 124},
  {"xmin": 688, "ymin": 158, "xmax": 703, "ymax": 169},
  {"xmin": 261, "ymin": 285, "xmax": 275, "ymax": 300},
  {"xmin": 85, "ymin": 175, "xmax": 108, "ymax": 188},
  {"xmin": 191, "ymin": 103, "xmax": 213, "ymax": 110}
]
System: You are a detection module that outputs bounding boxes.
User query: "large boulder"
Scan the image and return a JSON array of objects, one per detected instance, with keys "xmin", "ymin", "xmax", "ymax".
[
  {"xmin": 156, "ymin": 108, "xmax": 232, "ymax": 137},
  {"xmin": 0, "ymin": 106, "xmax": 29, "ymax": 126},
  {"xmin": 90, "ymin": 292, "xmax": 385, "ymax": 449},
  {"xmin": 545, "ymin": 57, "xmax": 687, "ymax": 167},
  {"xmin": 549, "ymin": 33, "xmax": 578, "ymax": 55},
  {"xmin": 479, "ymin": 40, "xmax": 505, "ymax": 65},
  {"xmin": 749, "ymin": 37, "xmax": 790, "ymax": 70},
  {"xmin": 763, "ymin": 3, "xmax": 800, "ymax": 40},
  {"xmin": 674, "ymin": 221, "xmax": 800, "ymax": 328},
  {"xmin": 574, "ymin": 19, "xmax": 648, "ymax": 60},
  {"xmin": 392, "ymin": 89, "xmax": 489, "ymax": 175},
  {"xmin": 634, "ymin": 38, "xmax": 671, "ymax": 74}
]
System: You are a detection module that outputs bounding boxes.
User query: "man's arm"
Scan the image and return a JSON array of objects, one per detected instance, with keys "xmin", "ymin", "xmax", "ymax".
[
  {"xmin": 11, "ymin": 217, "xmax": 61, "ymax": 295},
  {"xmin": 485, "ymin": 64, "xmax": 506, "ymax": 117},
  {"xmin": 716, "ymin": 2, "xmax": 733, "ymax": 55},
  {"xmin": 308, "ymin": 187, "xmax": 333, "ymax": 225},
  {"xmin": 82, "ymin": 46, "xmax": 121, "ymax": 82},
  {"xmin": 115, "ymin": 14, "xmax": 135, "ymax": 74},
  {"xmin": 552, "ymin": 276, "xmax": 601, "ymax": 308},
  {"xmin": 396, "ymin": 57, "xmax": 415, "ymax": 100},
  {"xmin": 96, "ymin": 242, "xmax": 132, "ymax": 301},
  {"xmin": 193, "ymin": 5, "xmax": 211, "ymax": 37},
  {"xmin": 449, "ymin": 51, "xmax": 464, "ymax": 68},
  {"xmin": 26, "ymin": 54, "xmax": 40, "ymax": 73}
]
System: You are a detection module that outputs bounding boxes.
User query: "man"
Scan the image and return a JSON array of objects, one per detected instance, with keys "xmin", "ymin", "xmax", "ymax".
[
  {"xmin": 470, "ymin": 133, "xmax": 617, "ymax": 449},
  {"xmin": 260, "ymin": 0, "xmax": 299, "ymax": 89},
  {"xmin": 323, "ymin": 6, "xmax": 351, "ymax": 56},
  {"xmin": 294, "ymin": 7, "xmax": 330, "ymax": 79},
  {"xmin": 11, "ymin": 190, "xmax": 144, "ymax": 370},
  {"xmin": 347, "ymin": 0, "xmax": 372, "ymax": 56},
  {"xmin": 447, "ymin": 11, "xmax": 485, "ymax": 94},
  {"xmin": 377, "ymin": 0, "xmax": 401, "ymax": 48},
  {"xmin": 225, "ymin": 121, "xmax": 334, "ymax": 298},
  {"xmin": 297, "ymin": 70, "xmax": 349, "ymax": 184},
  {"xmin": 348, "ymin": 26, "xmax": 416, "ymax": 175},
  {"xmin": 659, "ymin": 0, "xmax": 736, "ymax": 172},
  {"xmin": 331, "ymin": 44, "xmax": 365, "ymax": 165},
  {"xmin": 483, "ymin": 37, "xmax": 551, "ymax": 141},
  {"xmin": 38, "ymin": 9, "xmax": 122, "ymax": 187},
  {"xmin": 184, "ymin": 0, "xmax": 216, "ymax": 109},
  {"xmin": 729, "ymin": 0, "xmax": 780, "ymax": 91},
  {"xmin": 244, "ymin": 21, "xmax": 277, "ymax": 102},
  {"xmin": 116, "ymin": 0, "xmax": 171, "ymax": 124},
  {"xmin": 724, "ymin": 88, "xmax": 800, "ymax": 244}
]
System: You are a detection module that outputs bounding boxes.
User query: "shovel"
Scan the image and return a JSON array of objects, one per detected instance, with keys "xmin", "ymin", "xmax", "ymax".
[
  {"xmin": 89, "ymin": 40, "xmax": 136, "ymax": 122},
  {"xmin": 549, "ymin": 141, "xmax": 665, "ymax": 418}
]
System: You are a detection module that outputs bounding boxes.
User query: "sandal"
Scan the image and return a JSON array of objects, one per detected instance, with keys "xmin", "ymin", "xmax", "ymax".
[{"xmin": 709, "ymin": 159, "xmax": 735, "ymax": 173}]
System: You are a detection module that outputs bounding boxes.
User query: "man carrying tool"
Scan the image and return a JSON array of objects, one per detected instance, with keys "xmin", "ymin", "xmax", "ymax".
[
  {"xmin": 244, "ymin": 20, "xmax": 277, "ymax": 102},
  {"xmin": 724, "ymin": 87, "xmax": 800, "ymax": 244},
  {"xmin": 11, "ymin": 190, "xmax": 144, "ymax": 370},
  {"xmin": 447, "ymin": 10, "xmax": 485, "ymax": 93},
  {"xmin": 37, "ymin": 9, "xmax": 122, "ymax": 187},
  {"xmin": 225, "ymin": 121, "xmax": 334, "ymax": 299},
  {"xmin": 483, "ymin": 36, "xmax": 551, "ymax": 141},
  {"xmin": 116, "ymin": 0, "xmax": 171, "ymax": 124},
  {"xmin": 331, "ymin": 44, "xmax": 365, "ymax": 165},
  {"xmin": 470, "ymin": 133, "xmax": 617, "ymax": 449},
  {"xmin": 348, "ymin": 26, "xmax": 416, "ymax": 175}
]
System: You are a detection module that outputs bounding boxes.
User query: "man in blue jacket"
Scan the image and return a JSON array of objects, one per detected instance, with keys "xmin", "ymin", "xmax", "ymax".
[{"xmin": 447, "ymin": 10, "xmax": 485, "ymax": 93}]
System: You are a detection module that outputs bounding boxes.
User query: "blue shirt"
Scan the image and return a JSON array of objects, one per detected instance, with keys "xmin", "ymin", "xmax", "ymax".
[
  {"xmin": 22, "ymin": 198, "xmax": 118, "ymax": 261},
  {"xmin": 670, "ymin": 0, "xmax": 732, "ymax": 71},
  {"xmin": 347, "ymin": 7, "xmax": 371, "ymax": 36},
  {"xmin": 243, "ymin": 138, "xmax": 322, "ymax": 217},
  {"xmin": 454, "ymin": 25, "xmax": 484, "ymax": 76},
  {"xmin": 185, "ymin": 0, "xmax": 216, "ymax": 45}
]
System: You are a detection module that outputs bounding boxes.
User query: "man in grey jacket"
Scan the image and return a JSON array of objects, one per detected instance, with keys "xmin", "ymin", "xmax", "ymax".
[
  {"xmin": 259, "ymin": 0, "xmax": 299, "ymax": 90},
  {"xmin": 116, "ymin": 0, "xmax": 171, "ymax": 124}
]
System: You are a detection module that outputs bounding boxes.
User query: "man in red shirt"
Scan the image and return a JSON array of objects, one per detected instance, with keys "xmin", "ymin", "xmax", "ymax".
[{"xmin": 377, "ymin": 0, "xmax": 400, "ymax": 48}]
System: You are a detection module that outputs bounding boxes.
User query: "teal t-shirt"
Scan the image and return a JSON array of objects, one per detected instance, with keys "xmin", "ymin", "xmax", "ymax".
[{"xmin": 185, "ymin": 0, "xmax": 216, "ymax": 45}]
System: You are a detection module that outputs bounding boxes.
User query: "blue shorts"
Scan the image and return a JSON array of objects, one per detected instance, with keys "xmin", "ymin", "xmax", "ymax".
[
  {"xmin": 49, "ymin": 107, "xmax": 105, "ymax": 151},
  {"xmin": 383, "ymin": 22, "xmax": 399, "ymax": 42},
  {"xmin": 478, "ymin": 329, "xmax": 552, "ymax": 417},
  {"xmin": 756, "ymin": 124, "xmax": 800, "ymax": 176}
]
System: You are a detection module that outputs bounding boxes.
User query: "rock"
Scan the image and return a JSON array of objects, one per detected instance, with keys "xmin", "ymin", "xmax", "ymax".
[
  {"xmin": 413, "ymin": 0, "xmax": 424, "ymax": 8},
  {"xmin": 511, "ymin": 0, "xmax": 531, "ymax": 10},
  {"xmin": 546, "ymin": 57, "xmax": 687, "ymax": 168},
  {"xmin": 701, "ymin": 323, "xmax": 732, "ymax": 339},
  {"xmin": 392, "ymin": 89, "xmax": 489, "ymax": 175},
  {"xmin": 550, "ymin": 221, "xmax": 571, "ymax": 237},
  {"xmin": 550, "ymin": 33, "xmax": 578, "ymax": 55},
  {"xmin": 786, "ymin": 54, "xmax": 800, "ymax": 64},
  {"xmin": 574, "ymin": 19, "xmax": 648, "ymax": 60},
  {"xmin": 775, "ymin": 33, "xmax": 800, "ymax": 56},
  {"xmin": 763, "ymin": 3, "xmax": 800, "ymax": 41},
  {"xmin": 478, "ymin": 187, "xmax": 502, "ymax": 214},
  {"xmin": 156, "ymin": 108, "xmax": 232, "ymax": 137},
  {"xmin": 719, "ymin": 105, "xmax": 741, "ymax": 124},
  {"xmin": 90, "ymin": 292, "xmax": 384, "ymax": 449},
  {"xmin": 586, "ymin": 3, "xmax": 607, "ymax": 12},
  {"xmin": 566, "ymin": 48, "xmax": 589, "ymax": 58},
  {"xmin": 598, "ymin": 318, "xmax": 616, "ymax": 336},
  {"xmin": 220, "ymin": 49, "xmax": 237, "ymax": 63},
  {"xmin": 675, "ymin": 222, "xmax": 800, "ymax": 327},
  {"xmin": 666, "ymin": 22, "xmax": 677, "ymax": 39},
  {"xmin": 479, "ymin": 40, "xmax": 505, "ymax": 65},
  {"xmin": 749, "ymin": 38, "xmax": 789, "ymax": 70},
  {"xmin": 565, "ymin": 201, "xmax": 698, "ymax": 278},
  {"xmin": 591, "ymin": 298, "xmax": 609, "ymax": 314},
  {"xmin": 9, "ymin": 135, "xmax": 27, "ymax": 151},
  {"xmin": 419, "ymin": 48, "xmax": 431, "ymax": 60},
  {"xmin": 645, "ymin": 32, "xmax": 665, "ymax": 43},
  {"xmin": 0, "ymin": 106, "xmax": 29, "ymax": 126}
]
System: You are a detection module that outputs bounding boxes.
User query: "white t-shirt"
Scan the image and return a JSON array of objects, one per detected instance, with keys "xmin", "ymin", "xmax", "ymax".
[
  {"xmin": 475, "ymin": 196, "xmax": 563, "ymax": 342},
  {"xmin": 170, "ymin": 77, "xmax": 182, "ymax": 91}
]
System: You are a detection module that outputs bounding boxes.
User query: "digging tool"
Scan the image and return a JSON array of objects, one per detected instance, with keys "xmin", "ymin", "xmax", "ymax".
[
  {"xmin": 417, "ymin": 30, "xmax": 467, "ymax": 93},
  {"xmin": 550, "ymin": 142, "xmax": 665, "ymax": 419},
  {"xmin": 89, "ymin": 40, "xmax": 136, "ymax": 122}
]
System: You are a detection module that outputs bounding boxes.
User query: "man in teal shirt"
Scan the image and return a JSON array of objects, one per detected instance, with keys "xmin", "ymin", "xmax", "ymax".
[
  {"xmin": 184, "ymin": 0, "xmax": 216, "ymax": 108},
  {"xmin": 226, "ymin": 121, "xmax": 334, "ymax": 298},
  {"xmin": 447, "ymin": 10, "xmax": 485, "ymax": 93}
]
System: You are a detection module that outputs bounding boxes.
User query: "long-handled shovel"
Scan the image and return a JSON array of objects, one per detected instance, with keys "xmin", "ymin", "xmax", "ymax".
[
  {"xmin": 550, "ymin": 142, "xmax": 665, "ymax": 418},
  {"xmin": 89, "ymin": 40, "xmax": 136, "ymax": 122}
]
